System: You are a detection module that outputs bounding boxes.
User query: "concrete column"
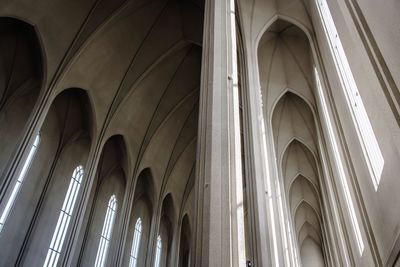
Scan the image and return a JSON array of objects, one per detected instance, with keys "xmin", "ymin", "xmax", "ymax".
[
  {"xmin": 235, "ymin": 13, "xmax": 274, "ymax": 267},
  {"xmin": 193, "ymin": 0, "xmax": 245, "ymax": 265}
]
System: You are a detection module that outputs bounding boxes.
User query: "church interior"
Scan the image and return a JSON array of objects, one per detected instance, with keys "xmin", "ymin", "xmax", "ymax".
[{"xmin": 0, "ymin": 0, "xmax": 399, "ymax": 266}]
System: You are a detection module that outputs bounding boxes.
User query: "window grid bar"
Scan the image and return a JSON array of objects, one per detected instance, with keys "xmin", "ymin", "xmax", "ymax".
[
  {"xmin": 154, "ymin": 235, "xmax": 162, "ymax": 267},
  {"xmin": 129, "ymin": 218, "xmax": 143, "ymax": 267},
  {"xmin": 43, "ymin": 166, "xmax": 84, "ymax": 267},
  {"xmin": 94, "ymin": 195, "xmax": 117, "ymax": 267}
]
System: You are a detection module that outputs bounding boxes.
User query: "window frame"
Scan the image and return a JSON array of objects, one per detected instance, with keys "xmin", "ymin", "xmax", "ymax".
[
  {"xmin": 154, "ymin": 235, "xmax": 162, "ymax": 267},
  {"xmin": 0, "ymin": 133, "xmax": 40, "ymax": 233},
  {"xmin": 315, "ymin": 0, "xmax": 384, "ymax": 191},
  {"xmin": 129, "ymin": 217, "xmax": 143, "ymax": 267},
  {"xmin": 94, "ymin": 194, "xmax": 117, "ymax": 267},
  {"xmin": 314, "ymin": 66, "xmax": 365, "ymax": 255},
  {"xmin": 43, "ymin": 165, "xmax": 84, "ymax": 267}
]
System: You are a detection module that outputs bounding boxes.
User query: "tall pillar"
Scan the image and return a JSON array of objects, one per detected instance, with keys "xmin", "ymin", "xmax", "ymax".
[
  {"xmin": 234, "ymin": 6, "xmax": 274, "ymax": 267},
  {"xmin": 193, "ymin": 0, "xmax": 246, "ymax": 266}
]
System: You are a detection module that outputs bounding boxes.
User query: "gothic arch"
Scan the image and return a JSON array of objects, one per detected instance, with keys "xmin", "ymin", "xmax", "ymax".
[
  {"xmin": 0, "ymin": 87, "xmax": 95, "ymax": 266},
  {"xmin": 261, "ymin": 18, "xmax": 333, "ymax": 266},
  {"xmin": 123, "ymin": 167, "xmax": 155, "ymax": 266},
  {"xmin": 281, "ymin": 138, "xmax": 320, "ymax": 191},
  {"xmin": 288, "ymin": 174, "xmax": 321, "ymax": 216},
  {"xmin": 156, "ymin": 193, "xmax": 175, "ymax": 267},
  {"xmin": 0, "ymin": 17, "xmax": 46, "ymax": 181},
  {"xmin": 255, "ymin": 14, "xmax": 313, "ymax": 52},
  {"xmin": 79, "ymin": 134, "xmax": 127, "ymax": 266},
  {"xmin": 179, "ymin": 214, "xmax": 191, "ymax": 267},
  {"xmin": 272, "ymin": 93, "xmax": 319, "ymax": 168}
]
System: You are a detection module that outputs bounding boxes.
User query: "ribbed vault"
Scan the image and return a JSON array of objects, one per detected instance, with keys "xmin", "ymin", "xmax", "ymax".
[
  {"xmin": 261, "ymin": 19, "xmax": 327, "ymax": 266},
  {"xmin": 56, "ymin": 0, "xmax": 204, "ymax": 242},
  {"xmin": 0, "ymin": 0, "xmax": 204, "ymax": 265},
  {"xmin": 0, "ymin": 18, "xmax": 44, "ymax": 180}
]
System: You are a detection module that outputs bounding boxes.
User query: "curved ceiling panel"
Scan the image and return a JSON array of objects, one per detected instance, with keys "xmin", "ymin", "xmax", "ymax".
[
  {"xmin": 264, "ymin": 19, "xmax": 327, "ymax": 265},
  {"xmin": 258, "ymin": 20, "xmax": 315, "ymax": 116},
  {"xmin": 282, "ymin": 139, "xmax": 319, "ymax": 190},
  {"xmin": 272, "ymin": 92, "xmax": 318, "ymax": 159},
  {"xmin": 50, "ymin": 0, "xmax": 204, "ymax": 227},
  {"xmin": 289, "ymin": 175, "xmax": 320, "ymax": 217},
  {"xmin": 295, "ymin": 201, "xmax": 321, "ymax": 240}
]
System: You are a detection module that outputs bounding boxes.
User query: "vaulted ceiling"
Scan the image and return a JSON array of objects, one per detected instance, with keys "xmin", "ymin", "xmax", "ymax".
[{"xmin": 0, "ymin": 0, "xmax": 205, "ymax": 223}]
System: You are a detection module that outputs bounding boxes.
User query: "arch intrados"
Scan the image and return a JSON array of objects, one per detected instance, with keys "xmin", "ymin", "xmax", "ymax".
[
  {"xmin": 51, "ymin": 88, "xmax": 96, "ymax": 140},
  {"xmin": 0, "ymin": 16, "xmax": 47, "ymax": 91},
  {"xmin": 134, "ymin": 167, "xmax": 156, "ymax": 207},
  {"xmin": 256, "ymin": 15, "xmax": 313, "ymax": 54},
  {"xmin": 299, "ymin": 231, "xmax": 322, "ymax": 250},
  {"xmin": 98, "ymin": 165, "xmax": 126, "ymax": 188},
  {"xmin": 294, "ymin": 200, "xmax": 321, "ymax": 225},
  {"xmin": 297, "ymin": 223, "xmax": 321, "ymax": 246},
  {"xmin": 288, "ymin": 174, "xmax": 320, "ymax": 208},
  {"xmin": 132, "ymin": 195, "xmax": 153, "ymax": 220},
  {"xmin": 298, "ymin": 225, "xmax": 321, "ymax": 248},
  {"xmin": 288, "ymin": 173, "xmax": 320, "ymax": 199},
  {"xmin": 280, "ymin": 137, "xmax": 318, "ymax": 175},
  {"xmin": 299, "ymin": 221, "xmax": 322, "ymax": 239},
  {"xmin": 270, "ymin": 89, "xmax": 315, "ymax": 124},
  {"xmin": 181, "ymin": 214, "xmax": 192, "ymax": 241},
  {"xmin": 100, "ymin": 134, "xmax": 128, "ymax": 177},
  {"xmin": 161, "ymin": 193, "xmax": 176, "ymax": 224}
]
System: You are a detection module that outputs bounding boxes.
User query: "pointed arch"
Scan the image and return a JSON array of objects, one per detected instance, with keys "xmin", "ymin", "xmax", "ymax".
[
  {"xmin": 272, "ymin": 93, "xmax": 318, "ymax": 162},
  {"xmin": 179, "ymin": 214, "xmax": 192, "ymax": 267},
  {"xmin": 294, "ymin": 200, "xmax": 322, "ymax": 234},
  {"xmin": 0, "ymin": 17, "xmax": 46, "ymax": 180},
  {"xmin": 288, "ymin": 173, "xmax": 320, "ymax": 201},
  {"xmin": 256, "ymin": 15, "xmax": 314, "ymax": 58},
  {"xmin": 281, "ymin": 138, "xmax": 320, "ymax": 190},
  {"xmin": 288, "ymin": 174, "xmax": 321, "ymax": 215},
  {"xmin": 123, "ymin": 167, "xmax": 155, "ymax": 267},
  {"xmin": 298, "ymin": 222, "xmax": 322, "ymax": 248}
]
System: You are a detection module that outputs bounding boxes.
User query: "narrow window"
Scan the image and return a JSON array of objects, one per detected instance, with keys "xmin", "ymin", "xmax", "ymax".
[
  {"xmin": 154, "ymin": 235, "xmax": 162, "ymax": 267},
  {"xmin": 316, "ymin": 0, "xmax": 384, "ymax": 190},
  {"xmin": 94, "ymin": 195, "xmax": 117, "ymax": 267},
  {"xmin": 43, "ymin": 165, "xmax": 84, "ymax": 267},
  {"xmin": 314, "ymin": 67, "xmax": 364, "ymax": 255},
  {"xmin": 129, "ymin": 218, "xmax": 143, "ymax": 267},
  {"xmin": 0, "ymin": 133, "xmax": 40, "ymax": 233}
]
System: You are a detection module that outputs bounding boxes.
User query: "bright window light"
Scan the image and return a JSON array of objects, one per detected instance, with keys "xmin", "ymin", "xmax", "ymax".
[
  {"xmin": 275, "ymin": 180, "xmax": 291, "ymax": 266},
  {"xmin": 94, "ymin": 195, "xmax": 117, "ymax": 267},
  {"xmin": 315, "ymin": 67, "xmax": 364, "ymax": 255},
  {"xmin": 154, "ymin": 235, "xmax": 162, "ymax": 267},
  {"xmin": 43, "ymin": 165, "xmax": 84, "ymax": 267},
  {"xmin": 0, "ymin": 133, "xmax": 40, "ymax": 233},
  {"xmin": 129, "ymin": 218, "xmax": 143, "ymax": 267},
  {"xmin": 316, "ymin": 0, "xmax": 384, "ymax": 190}
]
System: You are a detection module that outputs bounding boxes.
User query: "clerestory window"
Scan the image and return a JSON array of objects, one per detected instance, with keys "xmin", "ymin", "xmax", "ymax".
[
  {"xmin": 314, "ymin": 67, "xmax": 364, "ymax": 255},
  {"xmin": 43, "ymin": 165, "xmax": 84, "ymax": 267},
  {"xmin": 154, "ymin": 235, "xmax": 162, "ymax": 267},
  {"xmin": 94, "ymin": 195, "xmax": 117, "ymax": 267},
  {"xmin": 129, "ymin": 218, "xmax": 143, "ymax": 267},
  {"xmin": 0, "ymin": 133, "xmax": 40, "ymax": 233},
  {"xmin": 315, "ymin": 0, "xmax": 384, "ymax": 191}
]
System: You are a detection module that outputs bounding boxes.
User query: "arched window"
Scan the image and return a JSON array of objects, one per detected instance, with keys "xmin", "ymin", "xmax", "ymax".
[
  {"xmin": 94, "ymin": 195, "xmax": 117, "ymax": 267},
  {"xmin": 154, "ymin": 235, "xmax": 162, "ymax": 267},
  {"xmin": 0, "ymin": 133, "xmax": 40, "ymax": 233},
  {"xmin": 43, "ymin": 165, "xmax": 84, "ymax": 267},
  {"xmin": 129, "ymin": 218, "xmax": 143, "ymax": 267}
]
